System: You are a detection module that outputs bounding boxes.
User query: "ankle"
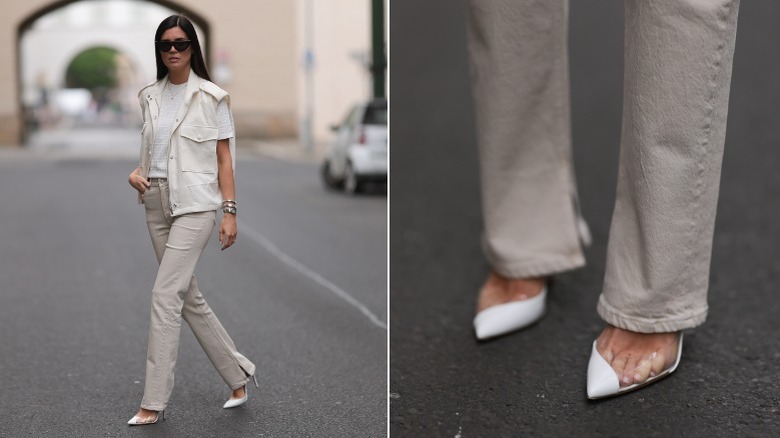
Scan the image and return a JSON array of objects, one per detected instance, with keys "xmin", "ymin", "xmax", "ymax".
[
  {"xmin": 477, "ymin": 271, "xmax": 547, "ymax": 312},
  {"xmin": 599, "ymin": 325, "xmax": 679, "ymax": 342},
  {"xmin": 136, "ymin": 408, "xmax": 158, "ymax": 417},
  {"xmin": 231, "ymin": 385, "xmax": 246, "ymax": 398}
]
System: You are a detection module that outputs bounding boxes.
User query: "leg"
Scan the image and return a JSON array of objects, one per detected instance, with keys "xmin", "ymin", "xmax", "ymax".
[
  {"xmin": 130, "ymin": 184, "xmax": 171, "ymax": 423},
  {"xmin": 467, "ymin": 0, "xmax": 586, "ymax": 279},
  {"xmin": 182, "ymin": 275, "xmax": 256, "ymax": 390},
  {"xmin": 140, "ymin": 207, "xmax": 216, "ymax": 411},
  {"xmin": 467, "ymin": 0, "xmax": 587, "ymax": 337},
  {"xmin": 595, "ymin": 0, "xmax": 740, "ymax": 388},
  {"xmin": 142, "ymin": 184, "xmax": 254, "ymax": 405}
]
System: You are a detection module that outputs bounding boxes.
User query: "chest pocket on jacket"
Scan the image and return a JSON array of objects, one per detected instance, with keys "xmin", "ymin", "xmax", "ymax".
[{"xmin": 179, "ymin": 125, "xmax": 218, "ymax": 173}]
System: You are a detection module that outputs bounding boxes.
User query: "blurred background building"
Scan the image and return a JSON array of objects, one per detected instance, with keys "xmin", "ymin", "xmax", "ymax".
[{"xmin": 0, "ymin": 0, "xmax": 383, "ymax": 147}]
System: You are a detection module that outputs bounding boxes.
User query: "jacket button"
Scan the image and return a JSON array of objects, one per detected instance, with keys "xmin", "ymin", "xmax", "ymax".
[
  {"xmin": 170, "ymin": 155, "xmax": 174, "ymax": 159},
  {"xmin": 197, "ymin": 135, "xmax": 202, "ymax": 140},
  {"xmin": 153, "ymin": 116, "xmax": 157, "ymax": 120}
]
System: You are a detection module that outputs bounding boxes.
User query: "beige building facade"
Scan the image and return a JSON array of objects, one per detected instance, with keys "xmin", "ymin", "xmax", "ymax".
[
  {"xmin": 1, "ymin": 0, "xmax": 374, "ymax": 146},
  {"xmin": 296, "ymin": 0, "xmax": 373, "ymax": 142}
]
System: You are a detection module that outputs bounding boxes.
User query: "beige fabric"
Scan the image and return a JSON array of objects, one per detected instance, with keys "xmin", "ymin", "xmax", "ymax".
[
  {"xmin": 137, "ymin": 70, "xmax": 236, "ymax": 217},
  {"xmin": 466, "ymin": 0, "xmax": 740, "ymax": 332},
  {"xmin": 140, "ymin": 180, "xmax": 255, "ymax": 411},
  {"xmin": 467, "ymin": 0, "xmax": 586, "ymax": 279},
  {"xmin": 600, "ymin": 0, "xmax": 740, "ymax": 332}
]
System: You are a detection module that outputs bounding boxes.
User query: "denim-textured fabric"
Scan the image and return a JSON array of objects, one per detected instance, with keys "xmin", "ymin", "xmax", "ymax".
[
  {"xmin": 140, "ymin": 180, "xmax": 255, "ymax": 411},
  {"xmin": 467, "ymin": 0, "xmax": 586, "ymax": 279},
  {"xmin": 466, "ymin": 0, "xmax": 740, "ymax": 332}
]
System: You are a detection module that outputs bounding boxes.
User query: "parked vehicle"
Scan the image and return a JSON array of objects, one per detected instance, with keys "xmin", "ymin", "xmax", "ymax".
[{"xmin": 321, "ymin": 98, "xmax": 387, "ymax": 194}]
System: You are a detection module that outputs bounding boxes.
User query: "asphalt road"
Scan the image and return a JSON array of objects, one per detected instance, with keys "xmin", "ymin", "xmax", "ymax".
[
  {"xmin": 391, "ymin": 2, "xmax": 780, "ymax": 437},
  {"xmin": 0, "ymin": 137, "xmax": 387, "ymax": 437}
]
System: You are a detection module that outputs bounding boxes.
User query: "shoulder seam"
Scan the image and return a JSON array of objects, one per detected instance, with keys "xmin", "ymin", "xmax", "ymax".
[{"xmin": 199, "ymin": 80, "xmax": 228, "ymax": 101}]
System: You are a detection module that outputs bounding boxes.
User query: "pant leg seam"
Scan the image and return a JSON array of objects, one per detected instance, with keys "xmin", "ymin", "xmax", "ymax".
[{"xmin": 682, "ymin": 1, "xmax": 735, "ymax": 291}]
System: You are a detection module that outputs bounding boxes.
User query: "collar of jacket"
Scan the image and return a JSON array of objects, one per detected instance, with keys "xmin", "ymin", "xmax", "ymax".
[{"xmin": 139, "ymin": 69, "xmax": 204, "ymax": 136}]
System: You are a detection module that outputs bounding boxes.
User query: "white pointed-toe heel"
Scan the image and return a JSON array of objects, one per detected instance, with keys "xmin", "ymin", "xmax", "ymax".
[
  {"xmin": 127, "ymin": 410, "xmax": 164, "ymax": 426},
  {"xmin": 222, "ymin": 390, "xmax": 248, "ymax": 409},
  {"xmin": 223, "ymin": 375, "xmax": 259, "ymax": 409},
  {"xmin": 473, "ymin": 288, "xmax": 547, "ymax": 340},
  {"xmin": 587, "ymin": 333, "xmax": 683, "ymax": 400}
]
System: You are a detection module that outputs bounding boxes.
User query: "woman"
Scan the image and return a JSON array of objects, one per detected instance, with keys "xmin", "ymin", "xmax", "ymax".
[{"xmin": 126, "ymin": 14, "xmax": 256, "ymax": 425}]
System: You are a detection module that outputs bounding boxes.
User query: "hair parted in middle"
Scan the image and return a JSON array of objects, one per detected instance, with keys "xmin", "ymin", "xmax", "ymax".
[{"xmin": 154, "ymin": 14, "xmax": 211, "ymax": 81}]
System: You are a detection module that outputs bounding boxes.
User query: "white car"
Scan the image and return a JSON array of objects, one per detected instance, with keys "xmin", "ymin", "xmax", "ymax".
[{"xmin": 321, "ymin": 98, "xmax": 387, "ymax": 194}]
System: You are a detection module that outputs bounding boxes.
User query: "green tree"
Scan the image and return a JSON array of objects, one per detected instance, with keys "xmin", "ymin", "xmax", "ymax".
[{"xmin": 65, "ymin": 47, "xmax": 119, "ymax": 90}]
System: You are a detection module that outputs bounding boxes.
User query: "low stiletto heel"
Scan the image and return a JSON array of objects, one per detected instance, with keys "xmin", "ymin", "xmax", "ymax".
[{"xmin": 252, "ymin": 374, "xmax": 259, "ymax": 388}]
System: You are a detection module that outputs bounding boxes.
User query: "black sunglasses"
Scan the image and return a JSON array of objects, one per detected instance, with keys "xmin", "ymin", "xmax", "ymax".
[{"xmin": 156, "ymin": 40, "xmax": 191, "ymax": 52}]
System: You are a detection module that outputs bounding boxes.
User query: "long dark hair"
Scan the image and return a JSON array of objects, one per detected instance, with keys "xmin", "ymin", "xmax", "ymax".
[{"xmin": 154, "ymin": 14, "xmax": 211, "ymax": 81}]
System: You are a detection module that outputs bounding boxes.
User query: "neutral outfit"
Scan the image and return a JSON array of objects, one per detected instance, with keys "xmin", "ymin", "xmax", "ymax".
[
  {"xmin": 467, "ymin": 0, "xmax": 740, "ymax": 332},
  {"xmin": 137, "ymin": 71, "xmax": 254, "ymax": 411}
]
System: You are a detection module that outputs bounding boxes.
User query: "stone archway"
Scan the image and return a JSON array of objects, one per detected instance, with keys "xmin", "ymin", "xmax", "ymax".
[
  {"xmin": 15, "ymin": 0, "xmax": 211, "ymax": 143},
  {"xmin": 3, "ymin": 0, "xmax": 315, "ymax": 146}
]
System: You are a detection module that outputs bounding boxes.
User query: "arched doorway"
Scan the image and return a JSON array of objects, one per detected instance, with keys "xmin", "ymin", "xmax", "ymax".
[{"xmin": 16, "ymin": 0, "xmax": 210, "ymax": 146}]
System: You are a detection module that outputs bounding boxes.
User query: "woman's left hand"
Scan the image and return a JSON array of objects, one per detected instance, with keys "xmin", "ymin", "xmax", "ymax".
[{"xmin": 219, "ymin": 214, "xmax": 237, "ymax": 250}]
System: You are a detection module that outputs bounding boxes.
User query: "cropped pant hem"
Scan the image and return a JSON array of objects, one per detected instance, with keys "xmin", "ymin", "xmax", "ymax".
[
  {"xmin": 489, "ymin": 253, "xmax": 586, "ymax": 279},
  {"xmin": 597, "ymin": 295, "xmax": 708, "ymax": 333}
]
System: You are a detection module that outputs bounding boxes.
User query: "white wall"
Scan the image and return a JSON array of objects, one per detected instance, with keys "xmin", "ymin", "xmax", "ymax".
[{"xmin": 296, "ymin": 0, "xmax": 372, "ymax": 143}]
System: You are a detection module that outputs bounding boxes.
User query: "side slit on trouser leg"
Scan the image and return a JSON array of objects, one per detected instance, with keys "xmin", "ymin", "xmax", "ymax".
[{"xmin": 139, "ymin": 182, "xmax": 256, "ymax": 410}]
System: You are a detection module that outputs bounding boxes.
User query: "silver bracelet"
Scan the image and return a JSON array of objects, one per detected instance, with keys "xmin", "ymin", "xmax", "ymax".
[{"xmin": 223, "ymin": 206, "xmax": 237, "ymax": 215}]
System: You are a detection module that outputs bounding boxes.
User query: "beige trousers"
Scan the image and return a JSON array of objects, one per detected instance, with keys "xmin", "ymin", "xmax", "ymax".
[
  {"xmin": 467, "ymin": 0, "xmax": 740, "ymax": 332},
  {"xmin": 140, "ymin": 180, "xmax": 255, "ymax": 411}
]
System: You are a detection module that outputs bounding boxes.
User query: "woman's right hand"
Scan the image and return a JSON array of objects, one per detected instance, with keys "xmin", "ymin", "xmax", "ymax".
[{"xmin": 129, "ymin": 167, "xmax": 150, "ymax": 194}]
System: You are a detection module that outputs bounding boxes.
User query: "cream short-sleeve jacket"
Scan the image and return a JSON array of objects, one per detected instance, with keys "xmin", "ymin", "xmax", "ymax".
[{"xmin": 137, "ymin": 70, "xmax": 236, "ymax": 217}]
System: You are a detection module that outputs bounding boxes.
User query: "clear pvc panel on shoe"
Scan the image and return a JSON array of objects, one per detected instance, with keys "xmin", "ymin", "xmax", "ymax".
[{"xmin": 596, "ymin": 332, "xmax": 682, "ymax": 388}]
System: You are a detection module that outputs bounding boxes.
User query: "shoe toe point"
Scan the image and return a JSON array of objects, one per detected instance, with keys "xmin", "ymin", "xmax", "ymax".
[
  {"xmin": 586, "ymin": 340, "xmax": 621, "ymax": 399},
  {"xmin": 473, "ymin": 317, "xmax": 498, "ymax": 340},
  {"xmin": 222, "ymin": 395, "xmax": 248, "ymax": 409},
  {"xmin": 586, "ymin": 379, "xmax": 618, "ymax": 400}
]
